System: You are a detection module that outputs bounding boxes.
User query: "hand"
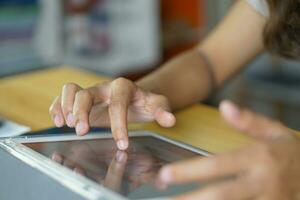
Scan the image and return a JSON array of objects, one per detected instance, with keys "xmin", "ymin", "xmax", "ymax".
[
  {"xmin": 157, "ymin": 100, "xmax": 300, "ymax": 200},
  {"xmin": 51, "ymin": 142, "xmax": 160, "ymax": 194},
  {"xmin": 49, "ymin": 78, "xmax": 176, "ymax": 150},
  {"xmin": 51, "ymin": 149, "xmax": 128, "ymax": 193}
]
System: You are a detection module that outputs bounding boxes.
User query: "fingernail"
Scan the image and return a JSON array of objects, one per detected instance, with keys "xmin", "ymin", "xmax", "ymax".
[
  {"xmin": 76, "ymin": 122, "xmax": 87, "ymax": 136},
  {"xmin": 159, "ymin": 167, "xmax": 172, "ymax": 184},
  {"xmin": 117, "ymin": 140, "xmax": 128, "ymax": 150},
  {"xmin": 67, "ymin": 113, "xmax": 75, "ymax": 127},
  {"xmin": 54, "ymin": 115, "xmax": 64, "ymax": 127},
  {"xmin": 164, "ymin": 111, "xmax": 176, "ymax": 127}
]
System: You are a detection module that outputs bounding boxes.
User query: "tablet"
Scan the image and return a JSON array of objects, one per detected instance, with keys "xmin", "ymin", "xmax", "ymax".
[{"xmin": 0, "ymin": 130, "xmax": 209, "ymax": 200}]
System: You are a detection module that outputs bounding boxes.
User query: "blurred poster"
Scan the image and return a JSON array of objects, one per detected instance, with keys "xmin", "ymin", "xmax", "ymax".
[
  {"xmin": 35, "ymin": 0, "xmax": 64, "ymax": 65},
  {"xmin": 0, "ymin": 0, "xmax": 40, "ymax": 76},
  {"xmin": 63, "ymin": 0, "xmax": 160, "ymax": 76},
  {"xmin": 65, "ymin": 0, "xmax": 110, "ymax": 55}
]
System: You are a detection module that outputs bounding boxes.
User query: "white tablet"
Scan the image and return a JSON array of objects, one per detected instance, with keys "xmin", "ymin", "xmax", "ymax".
[{"xmin": 0, "ymin": 130, "xmax": 210, "ymax": 200}]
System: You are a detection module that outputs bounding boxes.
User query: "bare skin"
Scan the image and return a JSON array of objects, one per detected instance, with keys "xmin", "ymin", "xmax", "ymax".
[
  {"xmin": 49, "ymin": 79, "xmax": 176, "ymax": 150},
  {"xmin": 49, "ymin": 1, "xmax": 300, "ymax": 199},
  {"xmin": 49, "ymin": 0, "xmax": 266, "ymax": 148},
  {"xmin": 157, "ymin": 101, "xmax": 300, "ymax": 200}
]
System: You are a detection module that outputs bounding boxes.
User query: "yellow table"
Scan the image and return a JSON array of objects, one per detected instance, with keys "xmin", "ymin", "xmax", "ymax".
[{"xmin": 0, "ymin": 66, "xmax": 252, "ymax": 154}]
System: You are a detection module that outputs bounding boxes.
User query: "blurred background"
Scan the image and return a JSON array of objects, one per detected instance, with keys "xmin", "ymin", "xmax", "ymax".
[{"xmin": 0, "ymin": 0, "xmax": 300, "ymax": 130}]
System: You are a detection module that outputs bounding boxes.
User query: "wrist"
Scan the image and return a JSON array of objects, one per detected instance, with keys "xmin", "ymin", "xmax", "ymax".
[
  {"xmin": 135, "ymin": 76, "xmax": 162, "ymax": 94},
  {"xmin": 192, "ymin": 48, "xmax": 217, "ymax": 97}
]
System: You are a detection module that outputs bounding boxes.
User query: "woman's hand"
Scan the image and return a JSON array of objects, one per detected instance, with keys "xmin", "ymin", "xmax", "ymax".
[
  {"xmin": 49, "ymin": 78, "xmax": 176, "ymax": 150},
  {"xmin": 157, "ymin": 101, "xmax": 300, "ymax": 200}
]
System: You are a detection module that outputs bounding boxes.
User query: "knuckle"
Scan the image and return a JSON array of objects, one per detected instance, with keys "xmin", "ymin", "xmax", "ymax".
[
  {"xmin": 114, "ymin": 77, "xmax": 131, "ymax": 86},
  {"xmin": 75, "ymin": 89, "xmax": 91, "ymax": 99},
  {"xmin": 110, "ymin": 97, "xmax": 128, "ymax": 107},
  {"xmin": 113, "ymin": 77, "xmax": 136, "ymax": 91},
  {"xmin": 109, "ymin": 99, "xmax": 126, "ymax": 109},
  {"xmin": 63, "ymin": 82, "xmax": 78, "ymax": 91}
]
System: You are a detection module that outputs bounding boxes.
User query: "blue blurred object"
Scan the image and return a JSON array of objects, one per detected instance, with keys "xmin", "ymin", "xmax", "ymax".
[{"xmin": 0, "ymin": 0, "xmax": 37, "ymax": 6}]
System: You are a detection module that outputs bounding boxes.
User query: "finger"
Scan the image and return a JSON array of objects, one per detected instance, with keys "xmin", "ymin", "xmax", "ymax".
[
  {"xmin": 74, "ymin": 166, "xmax": 86, "ymax": 176},
  {"xmin": 86, "ymin": 85, "xmax": 110, "ymax": 126},
  {"xmin": 219, "ymin": 100, "xmax": 291, "ymax": 140},
  {"xmin": 146, "ymin": 94, "xmax": 176, "ymax": 127},
  {"xmin": 73, "ymin": 90, "xmax": 93, "ymax": 136},
  {"xmin": 104, "ymin": 151, "xmax": 128, "ymax": 193},
  {"xmin": 171, "ymin": 177, "xmax": 259, "ymax": 200},
  {"xmin": 88, "ymin": 103, "xmax": 110, "ymax": 126},
  {"xmin": 51, "ymin": 152, "xmax": 65, "ymax": 164},
  {"xmin": 62, "ymin": 158, "xmax": 76, "ymax": 169},
  {"xmin": 87, "ymin": 82, "xmax": 110, "ymax": 127},
  {"xmin": 49, "ymin": 96, "xmax": 65, "ymax": 127},
  {"xmin": 158, "ymin": 148, "xmax": 251, "ymax": 185},
  {"xmin": 108, "ymin": 78, "xmax": 136, "ymax": 150},
  {"xmin": 61, "ymin": 83, "xmax": 81, "ymax": 127},
  {"xmin": 52, "ymin": 153, "xmax": 83, "ymax": 175}
]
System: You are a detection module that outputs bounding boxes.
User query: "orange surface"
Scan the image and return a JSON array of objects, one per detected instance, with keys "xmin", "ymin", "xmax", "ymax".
[{"xmin": 161, "ymin": 0, "xmax": 205, "ymax": 27}]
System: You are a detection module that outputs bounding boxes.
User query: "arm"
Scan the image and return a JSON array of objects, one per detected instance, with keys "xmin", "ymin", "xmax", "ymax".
[
  {"xmin": 137, "ymin": 0, "xmax": 267, "ymax": 110},
  {"xmin": 157, "ymin": 101, "xmax": 300, "ymax": 200},
  {"xmin": 49, "ymin": 0, "xmax": 269, "ymax": 150}
]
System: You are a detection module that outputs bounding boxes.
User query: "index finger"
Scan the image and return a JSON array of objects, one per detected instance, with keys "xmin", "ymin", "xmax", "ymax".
[
  {"xmin": 108, "ymin": 78, "xmax": 136, "ymax": 150},
  {"xmin": 104, "ymin": 151, "xmax": 128, "ymax": 193}
]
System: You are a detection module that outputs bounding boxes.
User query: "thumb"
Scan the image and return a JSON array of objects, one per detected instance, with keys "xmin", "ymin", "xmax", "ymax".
[
  {"xmin": 145, "ymin": 94, "xmax": 176, "ymax": 128},
  {"xmin": 154, "ymin": 108, "xmax": 176, "ymax": 128},
  {"xmin": 219, "ymin": 100, "xmax": 290, "ymax": 141}
]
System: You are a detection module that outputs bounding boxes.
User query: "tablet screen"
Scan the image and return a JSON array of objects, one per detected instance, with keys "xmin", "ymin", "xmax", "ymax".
[{"xmin": 24, "ymin": 136, "xmax": 203, "ymax": 199}]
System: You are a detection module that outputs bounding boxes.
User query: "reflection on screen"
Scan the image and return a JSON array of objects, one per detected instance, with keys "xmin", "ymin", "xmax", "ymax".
[{"xmin": 24, "ymin": 136, "xmax": 202, "ymax": 199}]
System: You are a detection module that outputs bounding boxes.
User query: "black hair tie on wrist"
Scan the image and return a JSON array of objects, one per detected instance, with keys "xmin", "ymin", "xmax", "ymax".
[{"xmin": 196, "ymin": 49, "xmax": 217, "ymax": 97}]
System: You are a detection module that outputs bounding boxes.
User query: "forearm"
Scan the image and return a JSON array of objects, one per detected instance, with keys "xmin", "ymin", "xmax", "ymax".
[
  {"xmin": 136, "ymin": 49, "xmax": 213, "ymax": 110},
  {"xmin": 137, "ymin": 0, "xmax": 267, "ymax": 111}
]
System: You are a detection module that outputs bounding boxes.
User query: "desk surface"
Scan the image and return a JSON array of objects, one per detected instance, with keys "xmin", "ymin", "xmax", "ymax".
[{"xmin": 0, "ymin": 66, "xmax": 252, "ymax": 153}]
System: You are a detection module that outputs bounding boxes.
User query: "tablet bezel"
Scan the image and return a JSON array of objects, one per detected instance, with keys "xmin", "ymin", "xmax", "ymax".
[{"xmin": 0, "ymin": 131, "xmax": 210, "ymax": 200}]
